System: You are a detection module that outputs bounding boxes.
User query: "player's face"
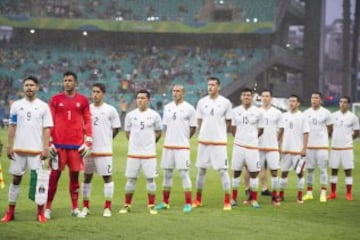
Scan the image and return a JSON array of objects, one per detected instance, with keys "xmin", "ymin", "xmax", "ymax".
[
  {"xmin": 63, "ymin": 75, "xmax": 77, "ymax": 94},
  {"xmin": 172, "ymin": 86, "xmax": 184, "ymax": 103},
  {"xmin": 241, "ymin": 91, "xmax": 252, "ymax": 107},
  {"xmin": 311, "ymin": 94, "xmax": 321, "ymax": 108},
  {"xmin": 208, "ymin": 80, "xmax": 220, "ymax": 97},
  {"xmin": 23, "ymin": 80, "xmax": 38, "ymax": 100},
  {"xmin": 339, "ymin": 98, "xmax": 349, "ymax": 112},
  {"xmin": 136, "ymin": 93, "xmax": 149, "ymax": 111},
  {"xmin": 92, "ymin": 86, "xmax": 104, "ymax": 105},
  {"xmin": 288, "ymin": 97, "xmax": 299, "ymax": 111},
  {"xmin": 261, "ymin": 91, "xmax": 272, "ymax": 107}
]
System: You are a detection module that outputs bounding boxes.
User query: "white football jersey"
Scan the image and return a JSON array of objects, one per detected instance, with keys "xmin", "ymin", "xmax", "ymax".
[
  {"xmin": 279, "ymin": 111, "xmax": 309, "ymax": 154},
  {"xmin": 331, "ymin": 110, "xmax": 360, "ymax": 148},
  {"xmin": 196, "ymin": 95, "xmax": 232, "ymax": 144},
  {"xmin": 303, "ymin": 106, "xmax": 331, "ymax": 149},
  {"xmin": 231, "ymin": 105, "xmax": 264, "ymax": 147},
  {"xmin": 125, "ymin": 108, "xmax": 162, "ymax": 157},
  {"xmin": 9, "ymin": 98, "xmax": 53, "ymax": 154},
  {"xmin": 258, "ymin": 107, "xmax": 282, "ymax": 151},
  {"xmin": 90, "ymin": 103, "xmax": 121, "ymax": 155},
  {"xmin": 163, "ymin": 101, "xmax": 197, "ymax": 149}
]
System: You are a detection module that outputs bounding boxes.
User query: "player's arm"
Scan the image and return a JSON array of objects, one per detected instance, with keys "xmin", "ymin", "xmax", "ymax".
[
  {"xmin": 197, "ymin": 119, "xmax": 202, "ymax": 132},
  {"xmin": 327, "ymin": 124, "xmax": 333, "ymax": 138},
  {"xmin": 226, "ymin": 119, "xmax": 231, "ymax": 133},
  {"xmin": 113, "ymin": 127, "xmax": 120, "ymax": 139},
  {"xmin": 125, "ymin": 131, "xmax": 130, "ymax": 140},
  {"xmin": 277, "ymin": 128, "xmax": 284, "ymax": 149},
  {"xmin": 83, "ymin": 101, "xmax": 92, "ymax": 138},
  {"xmin": 7, "ymin": 124, "xmax": 16, "ymax": 160},
  {"xmin": 189, "ymin": 126, "xmax": 196, "ymax": 138},
  {"xmin": 41, "ymin": 127, "xmax": 51, "ymax": 160},
  {"xmin": 302, "ymin": 132, "xmax": 309, "ymax": 156},
  {"xmin": 353, "ymin": 129, "xmax": 360, "ymax": 139},
  {"xmin": 155, "ymin": 130, "xmax": 162, "ymax": 143}
]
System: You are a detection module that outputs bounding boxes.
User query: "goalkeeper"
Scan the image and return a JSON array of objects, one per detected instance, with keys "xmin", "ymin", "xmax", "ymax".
[{"xmin": 45, "ymin": 71, "xmax": 92, "ymax": 219}]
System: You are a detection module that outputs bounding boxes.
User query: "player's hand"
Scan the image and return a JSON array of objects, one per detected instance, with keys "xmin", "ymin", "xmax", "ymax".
[
  {"xmin": 78, "ymin": 136, "xmax": 92, "ymax": 158},
  {"xmin": 301, "ymin": 148, "xmax": 306, "ymax": 157},
  {"xmin": 7, "ymin": 146, "xmax": 14, "ymax": 160},
  {"xmin": 48, "ymin": 143, "xmax": 58, "ymax": 159},
  {"xmin": 40, "ymin": 148, "xmax": 49, "ymax": 160}
]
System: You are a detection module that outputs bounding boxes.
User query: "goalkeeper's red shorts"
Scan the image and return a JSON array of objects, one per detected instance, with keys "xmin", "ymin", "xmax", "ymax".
[{"xmin": 57, "ymin": 149, "xmax": 83, "ymax": 171}]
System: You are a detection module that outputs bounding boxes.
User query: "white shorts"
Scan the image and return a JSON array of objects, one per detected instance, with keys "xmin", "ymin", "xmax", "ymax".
[
  {"xmin": 84, "ymin": 156, "xmax": 113, "ymax": 176},
  {"xmin": 305, "ymin": 149, "xmax": 328, "ymax": 169},
  {"xmin": 125, "ymin": 157, "xmax": 157, "ymax": 178},
  {"xmin": 330, "ymin": 149, "xmax": 354, "ymax": 170},
  {"xmin": 280, "ymin": 154, "xmax": 302, "ymax": 172},
  {"xmin": 259, "ymin": 151, "xmax": 280, "ymax": 170},
  {"xmin": 231, "ymin": 145, "xmax": 260, "ymax": 172},
  {"xmin": 9, "ymin": 153, "xmax": 41, "ymax": 176},
  {"xmin": 161, "ymin": 148, "xmax": 190, "ymax": 170},
  {"xmin": 196, "ymin": 144, "xmax": 228, "ymax": 170}
]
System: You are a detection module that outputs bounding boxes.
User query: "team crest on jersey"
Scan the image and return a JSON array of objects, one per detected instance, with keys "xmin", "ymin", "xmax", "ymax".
[
  {"xmin": 20, "ymin": 107, "xmax": 24, "ymax": 111},
  {"xmin": 59, "ymin": 103, "xmax": 64, "ymax": 107},
  {"xmin": 76, "ymin": 102, "xmax": 81, "ymax": 108}
]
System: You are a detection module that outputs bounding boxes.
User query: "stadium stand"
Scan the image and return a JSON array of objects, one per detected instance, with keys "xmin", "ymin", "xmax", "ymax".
[
  {"xmin": 0, "ymin": 0, "xmax": 278, "ymax": 22},
  {"xmin": 0, "ymin": 43, "xmax": 268, "ymax": 111}
]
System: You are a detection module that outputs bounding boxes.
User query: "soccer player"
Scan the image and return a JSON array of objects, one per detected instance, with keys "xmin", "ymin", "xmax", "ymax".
[
  {"xmin": 1, "ymin": 76, "xmax": 53, "ymax": 223},
  {"xmin": 81, "ymin": 83, "xmax": 121, "ymax": 217},
  {"xmin": 192, "ymin": 77, "xmax": 232, "ymax": 210},
  {"xmin": 327, "ymin": 96, "xmax": 359, "ymax": 201},
  {"xmin": 278, "ymin": 95, "xmax": 309, "ymax": 203},
  {"xmin": 155, "ymin": 85, "xmax": 197, "ymax": 213},
  {"xmin": 119, "ymin": 89, "xmax": 162, "ymax": 215},
  {"xmin": 45, "ymin": 71, "xmax": 92, "ymax": 219},
  {"xmin": 230, "ymin": 88, "xmax": 264, "ymax": 208},
  {"xmin": 258, "ymin": 89, "xmax": 282, "ymax": 206},
  {"xmin": 303, "ymin": 92, "xmax": 332, "ymax": 202}
]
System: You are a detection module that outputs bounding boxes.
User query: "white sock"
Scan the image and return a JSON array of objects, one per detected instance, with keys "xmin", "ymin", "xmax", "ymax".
[
  {"xmin": 104, "ymin": 182, "xmax": 114, "ymax": 199},
  {"xmin": 297, "ymin": 177, "xmax": 305, "ymax": 190},
  {"xmin": 271, "ymin": 177, "xmax": 278, "ymax": 191},
  {"xmin": 345, "ymin": 176, "xmax": 353, "ymax": 185},
  {"xmin": 196, "ymin": 168, "xmax": 207, "ymax": 190},
  {"xmin": 249, "ymin": 178, "xmax": 259, "ymax": 191},
  {"xmin": 9, "ymin": 184, "xmax": 20, "ymax": 203},
  {"xmin": 83, "ymin": 183, "xmax": 91, "ymax": 199},
  {"xmin": 232, "ymin": 177, "xmax": 240, "ymax": 189},
  {"xmin": 331, "ymin": 176, "xmax": 338, "ymax": 184},
  {"xmin": 280, "ymin": 178, "xmax": 287, "ymax": 190}
]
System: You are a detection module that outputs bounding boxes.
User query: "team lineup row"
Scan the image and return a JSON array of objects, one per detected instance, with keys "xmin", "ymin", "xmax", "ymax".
[{"xmin": 1, "ymin": 72, "xmax": 359, "ymax": 223}]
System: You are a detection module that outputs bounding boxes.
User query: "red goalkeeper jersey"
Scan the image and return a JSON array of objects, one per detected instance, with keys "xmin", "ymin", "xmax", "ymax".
[{"xmin": 49, "ymin": 92, "xmax": 92, "ymax": 149}]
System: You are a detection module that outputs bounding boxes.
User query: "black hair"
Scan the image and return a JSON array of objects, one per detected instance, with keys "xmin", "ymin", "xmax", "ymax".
[
  {"xmin": 92, "ymin": 83, "xmax": 106, "ymax": 93},
  {"xmin": 23, "ymin": 76, "xmax": 39, "ymax": 84}
]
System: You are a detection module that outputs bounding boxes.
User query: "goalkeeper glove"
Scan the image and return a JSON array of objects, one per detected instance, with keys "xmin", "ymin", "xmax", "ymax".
[
  {"xmin": 48, "ymin": 143, "xmax": 57, "ymax": 159},
  {"xmin": 78, "ymin": 136, "xmax": 92, "ymax": 158}
]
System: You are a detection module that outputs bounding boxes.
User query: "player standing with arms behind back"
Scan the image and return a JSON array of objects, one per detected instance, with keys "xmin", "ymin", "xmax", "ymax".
[
  {"xmin": 119, "ymin": 90, "xmax": 162, "ymax": 215},
  {"xmin": 303, "ymin": 92, "xmax": 331, "ymax": 202},
  {"xmin": 192, "ymin": 77, "xmax": 233, "ymax": 210},
  {"xmin": 230, "ymin": 88, "xmax": 264, "ymax": 208},
  {"xmin": 1, "ymin": 76, "xmax": 53, "ymax": 223},
  {"xmin": 155, "ymin": 85, "xmax": 197, "ymax": 213},
  {"xmin": 45, "ymin": 71, "xmax": 92, "ymax": 219},
  {"xmin": 258, "ymin": 89, "xmax": 282, "ymax": 206},
  {"xmin": 81, "ymin": 83, "xmax": 121, "ymax": 217},
  {"xmin": 327, "ymin": 96, "xmax": 359, "ymax": 201},
  {"xmin": 278, "ymin": 95, "xmax": 309, "ymax": 203}
]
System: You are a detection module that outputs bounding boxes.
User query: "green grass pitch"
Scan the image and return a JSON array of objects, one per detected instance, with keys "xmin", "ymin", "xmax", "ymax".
[{"xmin": 0, "ymin": 128, "xmax": 359, "ymax": 240}]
